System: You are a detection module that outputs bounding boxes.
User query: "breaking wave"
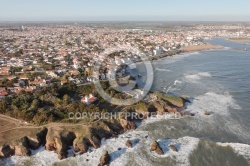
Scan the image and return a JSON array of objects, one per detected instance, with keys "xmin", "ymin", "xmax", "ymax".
[{"xmin": 184, "ymin": 72, "xmax": 212, "ymax": 82}]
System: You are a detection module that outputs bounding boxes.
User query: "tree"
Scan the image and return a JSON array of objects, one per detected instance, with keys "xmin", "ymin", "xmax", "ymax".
[{"xmin": 63, "ymin": 94, "xmax": 70, "ymax": 106}]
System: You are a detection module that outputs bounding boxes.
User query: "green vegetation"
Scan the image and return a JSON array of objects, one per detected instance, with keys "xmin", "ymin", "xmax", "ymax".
[
  {"xmin": 0, "ymin": 78, "xmax": 185, "ymax": 126},
  {"xmin": 0, "ymin": 82, "xmax": 100, "ymax": 125},
  {"xmin": 41, "ymin": 62, "xmax": 55, "ymax": 70},
  {"xmin": 0, "ymin": 77, "xmax": 17, "ymax": 87},
  {"xmin": 0, "ymin": 81, "xmax": 131, "ymax": 125}
]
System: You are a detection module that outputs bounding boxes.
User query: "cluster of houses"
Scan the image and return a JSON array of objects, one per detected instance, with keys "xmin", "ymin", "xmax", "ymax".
[{"xmin": 1, "ymin": 24, "xmax": 248, "ymax": 102}]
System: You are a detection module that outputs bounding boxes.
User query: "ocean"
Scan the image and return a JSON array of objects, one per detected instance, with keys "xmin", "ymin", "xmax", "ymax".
[{"xmin": 1, "ymin": 38, "xmax": 250, "ymax": 166}]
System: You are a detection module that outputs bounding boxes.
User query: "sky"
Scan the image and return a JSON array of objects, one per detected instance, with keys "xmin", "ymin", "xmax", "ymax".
[{"xmin": 1, "ymin": 0, "xmax": 250, "ymax": 21}]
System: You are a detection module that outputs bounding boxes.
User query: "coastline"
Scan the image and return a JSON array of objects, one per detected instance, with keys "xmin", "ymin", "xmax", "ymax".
[
  {"xmin": 136, "ymin": 43, "xmax": 222, "ymax": 64},
  {"xmin": 0, "ymin": 43, "xmax": 224, "ymax": 165},
  {"xmin": 0, "ymin": 91, "xmax": 189, "ymax": 161},
  {"xmin": 1, "ymin": 41, "xmax": 250, "ymax": 165},
  {"xmin": 183, "ymin": 44, "xmax": 223, "ymax": 52},
  {"xmin": 228, "ymin": 38, "xmax": 250, "ymax": 44}
]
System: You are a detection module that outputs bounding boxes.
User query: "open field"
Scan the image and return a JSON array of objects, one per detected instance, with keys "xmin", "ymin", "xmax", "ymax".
[{"xmin": 0, "ymin": 115, "xmax": 40, "ymax": 145}]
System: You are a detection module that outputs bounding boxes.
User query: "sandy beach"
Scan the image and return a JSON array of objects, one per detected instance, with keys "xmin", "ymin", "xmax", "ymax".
[
  {"xmin": 228, "ymin": 38, "xmax": 250, "ymax": 44},
  {"xmin": 183, "ymin": 44, "xmax": 222, "ymax": 51}
]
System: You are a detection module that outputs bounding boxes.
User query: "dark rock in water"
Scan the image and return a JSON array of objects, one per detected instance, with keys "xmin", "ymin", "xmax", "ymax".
[
  {"xmin": 58, "ymin": 154, "xmax": 63, "ymax": 160},
  {"xmin": 204, "ymin": 111, "xmax": 211, "ymax": 116},
  {"xmin": 118, "ymin": 148, "xmax": 122, "ymax": 150},
  {"xmin": 166, "ymin": 107, "xmax": 178, "ymax": 113},
  {"xmin": 169, "ymin": 145, "xmax": 178, "ymax": 152},
  {"xmin": 98, "ymin": 150, "xmax": 111, "ymax": 166},
  {"xmin": 145, "ymin": 135, "xmax": 148, "ymax": 139},
  {"xmin": 0, "ymin": 145, "xmax": 14, "ymax": 158},
  {"xmin": 189, "ymin": 113, "xmax": 195, "ymax": 116},
  {"xmin": 180, "ymin": 110, "xmax": 185, "ymax": 116},
  {"xmin": 180, "ymin": 96, "xmax": 191, "ymax": 103},
  {"xmin": 126, "ymin": 140, "xmax": 132, "ymax": 148},
  {"xmin": 150, "ymin": 141, "xmax": 164, "ymax": 155},
  {"xmin": 119, "ymin": 119, "xmax": 136, "ymax": 131}
]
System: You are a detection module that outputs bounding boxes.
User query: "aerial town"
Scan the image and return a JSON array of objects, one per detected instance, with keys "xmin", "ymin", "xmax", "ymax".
[{"xmin": 0, "ymin": 24, "xmax": 249, "ymax": 100}]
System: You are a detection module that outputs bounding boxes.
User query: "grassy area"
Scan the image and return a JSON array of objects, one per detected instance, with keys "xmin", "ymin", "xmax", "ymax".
[
  {"xmin": 0, "ymin": 118, "xmax": 19, "ymax": 131},
  {"xmin": 0, "ymin": 127, "xmax": 41, "ymax": 146}
]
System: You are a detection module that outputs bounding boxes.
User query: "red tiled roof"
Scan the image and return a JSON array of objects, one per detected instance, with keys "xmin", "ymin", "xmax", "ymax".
[
  {"xmin": 0, "ymin": 91, "xmax": 8, "ymax": 96},
  {"xmin": 88, "ymin": 97, "xmax": 97, "ymax": 103},
  {"xmin": 0, "ymin": 87, "xmax": 6, "ymax": 91}
]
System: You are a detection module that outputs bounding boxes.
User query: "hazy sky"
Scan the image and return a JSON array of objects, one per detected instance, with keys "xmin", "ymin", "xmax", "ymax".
[{"xmin": 1, "ymin": 0, "xmax": 250, "ymax": 21}]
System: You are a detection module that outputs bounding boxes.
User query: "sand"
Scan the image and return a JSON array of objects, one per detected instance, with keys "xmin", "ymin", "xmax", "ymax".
[
  {"xmin": 228, "ymin": 38, "xmax": 250, "ymax": 44},
  {"xmin": 183, "ymin": 44, "xmax": 222, "ymax": 51}
]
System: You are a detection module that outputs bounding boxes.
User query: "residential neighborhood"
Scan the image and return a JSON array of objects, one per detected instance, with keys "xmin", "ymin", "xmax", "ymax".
[{"xmin": 0, "ymin": 24, "xmax": 249, "ymax": 99}]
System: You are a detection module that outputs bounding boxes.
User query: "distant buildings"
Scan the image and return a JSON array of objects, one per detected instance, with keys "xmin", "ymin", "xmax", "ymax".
[{"xmin": 0, "ymin": 24, "xmax": 249, "ymax": 100}]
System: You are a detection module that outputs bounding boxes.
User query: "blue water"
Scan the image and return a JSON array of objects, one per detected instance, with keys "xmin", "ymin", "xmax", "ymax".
[
  {"xmin": 145, "ymin": 38, "xmax": 250, "ymax": 143},
  {"xmin": 2, "ymin": 38, "xmax": 250, "ymax": 166}
]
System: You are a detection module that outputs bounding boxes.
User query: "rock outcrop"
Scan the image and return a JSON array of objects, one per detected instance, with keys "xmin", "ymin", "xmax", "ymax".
[
  {"xmin": 166, "ymin": 106, "xmax": 178, "ymax": 113},
  {"xmin": 149, "ymin": 101, "xmax": 166, "ymax": 115},
  {"xmin": 0, "ymin": 92, "xmax": 187, "ymax": 160},
  {"xmin": 150, "ymin": 141, "xmax": 164, "ymax": 155},
  {"xmin": 0, "ymin": 144, "xmax": 14, "ymax": 158},
  {"xmin": 156, "ymin": 92, "xmax": 185, "ymax": 108},
  {"xmin": 28, "ymin": 127, "xmax": 48, "ymax": 149},
  {"xmin": 119, "ymin": 119, "xmax": 136, "ymax": 131},
  {"xmin": 125, "ymin": 140, "xmax": 132, "ymax": 148},
  {"xmin": 73, "ymin": 137, "xmax": 89, "ymax": 154},
  {"xmin": 180, "ymin": 110, "xmax": 185, "ymax": 116},
  {"xmin": 98, "ymin": 150, "xmax": 111, "ymax": 166},
  {"xmin": 0, "ymin": 128, "xmax": 48, "ymax": 158},
  {"xmin": 169, "ymin": 144, "xmax": 177, "ymax": 152},
  {"xmin": 45, "ymin": 128, "xmax": 76, "ymax": 160},
  {"xmin": 45, "ymin": 118, "xmax": 136, "ymax": 159},
  {"xmin": 189, "ymin": 113, "xmax": 195, "ymax": 116},
  {"xmin": 180, "ymin": 96, "xmax": 191, "ymax": 103},
  {"xmin": 204, "ymin": 111, "xmax": 211, "ymax": 116},
  {"xmin": 13, "ymin": 137, "xmax": 31, "ymax": 156}
]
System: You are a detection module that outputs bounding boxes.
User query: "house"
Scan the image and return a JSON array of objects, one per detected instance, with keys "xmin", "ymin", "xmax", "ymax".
[
  {"xmin": 0, "ymin": 67, "xmax": 10, "ymax": 76},
  {"xmin": 22, "ymin": 66, "xmax": 33, "ymax": 72},
  {"xmin": 0, "ymin": 87, "xmax": 6, "ymax": 93},
  {"xmin": 7, "ymin": 75, "xmax": 17, "ymax": 80},
  {"xmin": 0, "ymin": 87, "xmax": 9, "ymax": 99},
  {"xmin": 61, "ymin": 80, "xmax": 68, "ymax": 85},
  {"xmin": 81, "ymin": 94, "xmax": 97, "ymax": 105},
  {"xmin": 25, "ymin": 86, "xmax": 37, "ymax": 93},
  {"xmin": 46, "ymin": 71, "xmax": 58, "ymax": 78},
  {"xmin": 15, "ymin": 87, "xmax": 24, "ymax": 94},
  {"xmin": 69, "ymin": 70, "xmax": 80, "ymax": 76},
  {"xmin": 29, "ymin": 77, "xmax": 47, "ymax": 87},
  {"xmin": 20, "ymin": 75, "xmax": 29, "ymax": 80}
]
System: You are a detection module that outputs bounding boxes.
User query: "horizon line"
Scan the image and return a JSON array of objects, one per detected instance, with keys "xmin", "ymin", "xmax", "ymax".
[{"xmin": 1, "ymin": 20, "xmax": 250, "ymax": 23}]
